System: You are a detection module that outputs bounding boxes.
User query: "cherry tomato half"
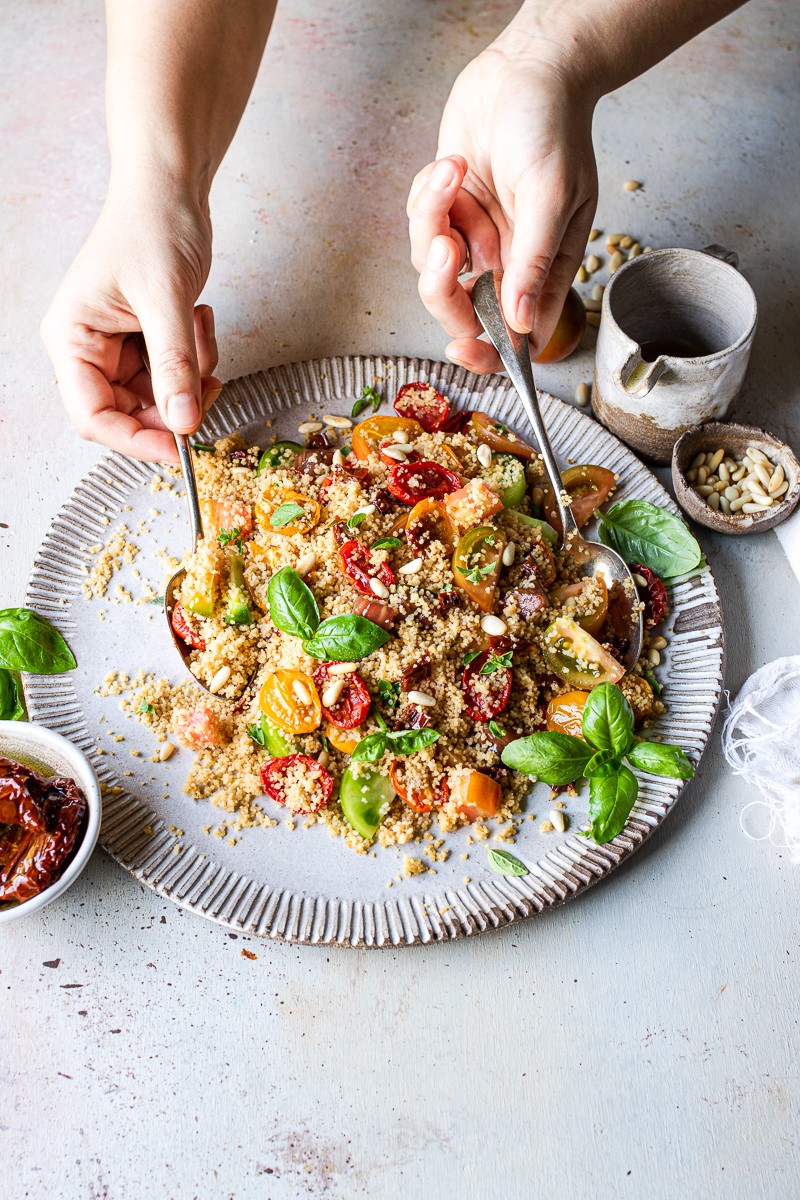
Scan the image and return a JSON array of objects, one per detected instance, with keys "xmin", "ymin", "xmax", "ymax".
[
  {"xmin": 546, "ymin": 690, "xmax": 590, "ymax": 738},
  {"xmin": 205, "ymin": 497, "xmax": 254, "ymax": 539},
  {"xmin": 461, "ymin": 649, "xmax": 513, "ymax": 721},
  {"xmin": 387, "ymin": 461, "xmax": 461, "ymax": 505},
  {"xmin": 542, "ymin": 617, "xmax": 625, "ymax": 689},
  {"xmin": 170, "ymin": 602, "xmax": 206, "ymax": 651},
  {"xmin": 541, "ymin": 465, "xmax": 617, "ymax": 534},
  {"xmin": 448, "ymin": 768, "xmax": 502, "ymax": 821},
  {"xmin": 630, "ymin": 564, "xmax": 669, "ymax": 628},
  {"xmin": 405, "ymin": 498, "xmax": 457, "ymax": 554},
  {"xmin": 260, "ymin": 754, "xmax": 333, "ymax": 813},
  {"xmin": 339, "ymin": 540, "xmax": 396, "ymax": 598},
  {"xmin": 549, "ymin": 576, "xmax": 609, "ymax": 638},
  {"xmin": 259, "ymin": 670, "xmax": 322, "ymax": 734},
  {"xmin": 351, "ymin": 416, "xmax": 423, "ymax": 460},
  {"xmin": 318, "ymin": 464, "xmax": 371, "ymax": 505},
  {"xmin": 312, "ymin": 663, "xmax": 371, "ymax": 729},
  {"xmin": 468, "ymin": 412, "xmax": 537, "ymax": 460},
  {"xmin": 173, "ymin": 706, "xmax": 227, "ymax": 749},
  {"xmin": 452, "ymin": 526, "xmax": 505, "ymax": 612},
  {"xmin": 389, "ymin": 759, "xmax": 449, "ymax": 814},
  {"xmin": 394, "ymin": 382, "xmax": 450, "ymax": 432},
  {"xmin": 326, "ymin": 723, "xmax": 362, "ymax": 753}
]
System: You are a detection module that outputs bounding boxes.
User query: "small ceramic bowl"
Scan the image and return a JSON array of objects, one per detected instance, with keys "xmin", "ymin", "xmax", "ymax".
[
  {"xmin": 672, "ymin": 421, "xmax": 800, "ymax": 534},
  {"xmin": 0, "ymin": 722, "xmax": 101, "ymax": 924}
]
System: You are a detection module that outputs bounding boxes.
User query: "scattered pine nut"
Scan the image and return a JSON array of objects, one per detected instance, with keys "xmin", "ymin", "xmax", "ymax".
[
  {"xmin": 332, "ymin": 448, "xmax": 344, "ymax": 468},
  {"xmin": 584, "ymin": 298, "xmax": 602, "ymax": 313},
  {"xmin": 574, "ymin": 383, "xmax": 591, "ymax": 406},
  {"xmin": 369, "ymin": 577, "xmax": 390, "ymax": 599},
  {"xmin": 606, "ymin": 233, "xmax": 623, "ymax": 246},
  {"xmin": 477, "ymin": 443, "xmax": 493, "ymax": 469},
  {"xmin": 159, "ymin": 741, "xmax": 176, "ymax": 761},
  {"xmin": 651, "ymin": 636, "xmax": 667, "ymax": 651},
  {"xmin": 585, "ymin": 254, "xmax": 601, "ymax": 273},
  {"xmin": 398, "ymin": 558, "xmax": 423, "ymax": 575},
  {"xmin": 323, "ymin": 414, "xmax": 353, "ymax": 429},
  {"xmin": 317, "ymin": 749, "xmax": 330, "ymax": 768},
  {"xmin": 392, "ymin": 429, "xmax": 410, "ymax": 443},
  {"xmin": 480, "ymin": 614, "xmax": 508, "ymax": 636},
  {"xmin": 620, "ymin": 235, "xmax": 634, "ymax": 249},
  {"xmin": 591, "ymin": 283, "xmax": 604, "ymax": 301},
  {"xmin": 628, "ymin": 243, "xmax": 642, "ymax": 258},
  {"xmin": 609, "ymin": 251, "xmax": 625, "ymax": 272},
  {"xmin": 297, "ymin": 421, "xmax": 324, "ymax": 435},
  {"xmin": 382, "ymin": 443, "xmax": 413, "ymax": 461},
  {"xmin": 292, "ymin": 678, "xmax": 312, "ymax": 705},
  {"xmin": 642, "ymin": 245, "xmax": 654, "ymax": 254},
  {"xmin": 408, "ymin": 690, "xmax": 435, "ymax": 707},
  {"xmin": 633, "ymin": 573, "xmax": 648, "ymax": 587},
  {"xmin": 321, "ymin": 679, "xmax": 345, "ymax": 708},
  {"xmin": 209, "ymin": 665, "xmax": 231, "ymax": 695},
  {"xmin": 328, "ymin": 662, "xmax": 357, "ymax": 675},
  {"xmin": 649, "ymin": 648, "xmax": 662, "ymax": 666},
  {"xmin": 296, "ymin": 551, "xmax": 317, "ymax": 576},
  {"xmin": 502, "ymin": 542, "xmax": 516, "ymax": 567},
  {"xmin": 576, "ymin": 265, "xmax": 589, "ymax": 283},
  {"xmin": 624, "ymin": 179, "xmax": 642, "ymax": 191},
  {"xmin": 588, "ymin": 228, "xmax": 601, "ymax": 242},
  {"xmin": 550, "ymin": 809, "xmax": 567, "ymax": 833}
]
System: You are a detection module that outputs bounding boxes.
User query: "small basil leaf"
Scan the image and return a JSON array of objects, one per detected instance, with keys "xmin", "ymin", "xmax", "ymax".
[
  {"xmin": 588, "ymin": 765, "xmax": 639, "ymax": 843},
  {"xmin": 303, "ymin": 614, "xmax": 390, "ymax": 662},
  {"xmin": 501, "ymin": 732, "xmax": 594, "ymax": 786},
  {"xmin": 138, "ymin": 699, "xmax": 155, "ymax": 714},
  {"xmin": 351, "ymin": 385, "xmax": 382, "ymax": 419},
  {"xmin": 270, "ymin": 501, "xmax": 306, "ymax": 529},
  {"xmin": 463, "ymin": 651, "xmax": 481, "ymax": 665},
  {"xmin": 385, "ymin": 728, "xmax": 440, "ymax": 755},
  {"xmin": 581, "ymin": 683, "xmax": 635, "ymax": 755},
  {"xmin": 372, "ymin": 537, "xmax": 403, "ymax": 550},
  {"xmin": 584, "ymin": 749, "xmax": 620, "ymax": 779},
  {"xmin": 626, "ymin": 741, "xmax": 695, "ymax": 779},
  {"xmin": 267, "ymin": 567, "xmax": 320, "ymax": 640},
  {"xmin": 350, "ymin": 732, "xmax": 388, "ymax": 763},
  {"xmin": 0, "ymin": 608, "xmax": 77, "ymax": 674},
  {"xmin": 479, "ymin": 650, "xmax": 513, "ymax": 675},
  {"xmin": 597, "ymin": 500, "xmax": 702, "ymax": 579},
  {"xmin": 0, "ymin": 669, "xmax": 26, "ymax": 721},
  {"xmin": 487, "ymin": 847, "xmax": 529, "ymax": 878},
  {"xmin": 347, "ymin": 512, "xmax": 367, "ymax": 529},
  {"xmin": 377, "ymin": 679, "xmax": 400, "ymax": 712},
  {"xmin": 488, "ymin": 720, "xmax": 506, "ymax": 738},
  {"xmin": 192, "ymin": 442, "xmax": 217, "ymax": 454}
]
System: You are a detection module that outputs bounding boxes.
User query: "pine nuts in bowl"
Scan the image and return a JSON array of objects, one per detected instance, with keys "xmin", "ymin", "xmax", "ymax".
[{"xmin": 672, "ymin": 422, "xmax": 800, "ymax": 534}]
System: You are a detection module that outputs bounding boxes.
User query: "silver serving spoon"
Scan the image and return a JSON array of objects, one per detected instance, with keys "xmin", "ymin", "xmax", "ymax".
[
  {"xmin": 163, "ymin": 434, "xmax": 214, "ymax": 692},
  {"xmin": 471, "ymin": 270, "xmax": 643, "ymax": 671}
]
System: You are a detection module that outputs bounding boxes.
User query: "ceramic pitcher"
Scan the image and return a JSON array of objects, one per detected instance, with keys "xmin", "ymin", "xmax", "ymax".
[{"xmin": 592, "ymin": 245, "xmax": 758, "ymax": 463}]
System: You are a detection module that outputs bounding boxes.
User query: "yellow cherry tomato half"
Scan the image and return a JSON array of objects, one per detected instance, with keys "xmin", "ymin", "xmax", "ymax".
[
  {"xmin": 259, "ymin": 670, "xmax": 322, "ymax": 733},
  {"xmin": 549, "ymin": 576, "xmax": 609, "ymax": 637},
  {"xmin": 449, "ymin": 768, "xmax": 502, "ymax": 822},
  {"xmin": 255, "ymin": 490, "xmax": 321, "ymax": 537},
  {"xmin": 326, "ymin": 723, "xmax": 362, "ymax": 754},
  {"xmin": 546, "ymin": 691, "xmax": 591, "ymax": 739},
  {"xmin": 351, "ymin": 416, "xmax": 423, "ymax": 460}
]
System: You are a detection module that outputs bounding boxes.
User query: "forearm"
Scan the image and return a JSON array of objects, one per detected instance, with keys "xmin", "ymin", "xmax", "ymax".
[
  {"xmin": 493, "ymin": 0, "xmax": 747, "ymax": 100},
  {"xmin": 105, "ymin": 0, "xmax": 277, "ymax": 198}
]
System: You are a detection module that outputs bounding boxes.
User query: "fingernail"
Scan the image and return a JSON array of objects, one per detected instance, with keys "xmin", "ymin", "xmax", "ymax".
[
  {"xmin": 167, "ymin": 393, "xmax": 200, "ymax": 430},
  {"xmin": 200, "ymin": 306, "xmax": 215, "ymax": 339},
  {"xmin": 430, "ymin": 159, "xmax": 456, "ymax": 191},
  {"xmin": 426, "ymin": 237, "xmax": 450, "ymax": 271},
  {"xmin": 516, "ymin": 294, "xmax": 535, "ymax": 333}
]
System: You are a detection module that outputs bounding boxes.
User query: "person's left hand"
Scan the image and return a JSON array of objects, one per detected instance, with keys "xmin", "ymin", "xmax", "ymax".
[{"xmin": 408, "ymin": 43, "xmax": 598, "ymax": 373}]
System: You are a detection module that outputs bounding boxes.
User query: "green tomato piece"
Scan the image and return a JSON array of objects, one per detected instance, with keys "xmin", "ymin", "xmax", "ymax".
[
  {"xmin": 452, "ymin": 525, "xmax": 504, "ymax": 611},
  {"xmin": 483, "ymin": 453, "xmax": 527, "ymax": 508},
  {"xmin": 257, "ymin": 440, "xmax": 303, "ymax": 473},
  {"xmin": 515, "ymin": 513, "xmax": 559, "ymax": 547},
  {"xmin": 339, "ymin": 764, "xmax": 394, "ymax": 840},
  {"xmin": 182, "ymin": 564, "xmax": 217, "ymax": 618},
  {"xmin": 263, "ymin": 722, "xmax": 297, "ymax": 756},
  {"xmin": 542, "ymin": 617, "xmax": 625, "ymax": 690},
  {"xmin": 222, "ymin": 552, "xmax": 254, "ymax": 626}
]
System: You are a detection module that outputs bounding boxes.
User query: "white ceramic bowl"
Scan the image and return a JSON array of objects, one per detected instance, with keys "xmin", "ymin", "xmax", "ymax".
[{"xmin": 0, "ymin": 721, "xmax": 101, "ymax": 924}]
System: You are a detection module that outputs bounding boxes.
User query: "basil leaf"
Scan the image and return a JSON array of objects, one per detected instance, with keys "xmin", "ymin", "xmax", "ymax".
[
  {"xmin": 581, "ymin": 683, "xmax": 635, "ymax": 755},
  {"xmin": 246, "ymin": 718, "xmax": 267, "ymax": 747},
  {"xmin": 351, "ymin": 385, "xmax": 382, "ymax": 419},
  {"xmin": 347, "ymin": 512, "xmax": 367, "ymax": 529},
  {"xmin": 0, "ymin": 609, "xmax": 77, "ymax": 674},
  {"xmin": 0, "ymin": 669, "xmax": 25, "ymax": 721},
  {"xmin": 373, "ymin": 537, "xmax": 403, "ymax": 550},
  {"xmin": 218, "ymin": 526, "xmax": 244, "ymax": 553},
  {"xmin": 488, "ymin": 719, "xmax": 506, "ymax": 738},
  {"xmin": 626, "ymin": 741, "xmax": 695, "ymax": 779},
  {"xmin": 479, "ymin": 650, "xmax": 513, "ymax": 675},
  {"xmin": 584, "ymin": 749, "xmax": 620, "ymax": 779},
  {"xmin": 350, "ymin": 732, "xmax": 388, "ymax": 763},
  {"xmin": 148, "ymin": 595, "xmax": 166, "ymax": 606},
  {"xmin": 588, "ymin": 765, "xmax": 639, "ymax": 843},
  {"xmin": 138, "ymin": 699, "xmax": 155, "ymax": 714},
  {"xmin": 487, "ymin": 847, "xmax": 529, "ymax": 878},
  {"xmin": 597, "ymin": 500, "xmax": 702, "ymax": 579},
  {"xmin": 501, "ymin": 731, "xmax": 594, "ymax": 786},
  {"xmin": 270, "ymin": 501, "xmax": 305, "ymax": 529},
  {"xmin": 386, "ymin": 728, "xmax": 440, "ymax": 755},
  {"xmin": 378, "ymin": 679, "xmax": 400, "ymax": 712},
  {"xmin": 303, "ymin": 614, "xmax": 390, "ymax": 661},
  {"xmin": 463, "ymin": 651, "xmax": 481, "ymax": 665},
  {"xmin": 267, "ymin": 567, "xmax": 320, "ymax": 640},
  {"xmin": 192, "ymin": 442, "xmax": 217, "ymax": 454}
]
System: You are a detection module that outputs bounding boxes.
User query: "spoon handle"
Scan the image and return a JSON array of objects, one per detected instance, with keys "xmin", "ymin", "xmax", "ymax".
[
  {"xmin": 175, "ymin": 433, "xmax": 204, "ymax": 553},
  {"xmin": 472, "ymin": 270, "xmax": 578, "ymax": 542}
]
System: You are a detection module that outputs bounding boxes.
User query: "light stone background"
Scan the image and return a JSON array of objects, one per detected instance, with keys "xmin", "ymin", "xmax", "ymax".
[{"xmin": 2, "ymin": 2, "xmax": 799, "ymax": 1197}]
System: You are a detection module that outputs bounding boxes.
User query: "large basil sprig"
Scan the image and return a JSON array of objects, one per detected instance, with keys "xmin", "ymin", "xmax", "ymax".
[
  {"xmin": 351, "ymin": 717, "xmax": 439, "ymax": 763},
  {"xmin": 0, "ymin": 608, "xmax": 77, "ymax": 674},
  {"xmin": 596, "ymin": 499, "xmax": 702, "ymax": 579},
  {"xmin": 0, "ymin": 669, "xmax": 26, "ymax": 721},
  {"xmin": 501, "ymin": 682, "xmax": 695, "ymax": 844},
  {"xmin": 267, "ymin": 567, "xmax": 320, "ymax": 640},
  {"xmin": 303, "ymin": 615, "xmax": 389, "ymax": 662}
]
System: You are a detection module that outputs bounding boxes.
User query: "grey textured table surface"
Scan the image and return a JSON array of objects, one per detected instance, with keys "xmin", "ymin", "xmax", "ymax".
[{"xmin": 2, "ymin": 2, "xmax": 799, "ymax": 1197}]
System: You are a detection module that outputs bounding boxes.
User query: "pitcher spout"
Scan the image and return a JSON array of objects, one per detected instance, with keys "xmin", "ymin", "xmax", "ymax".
[{"xmin": 615, "ymin": 350, "xmax": 668, "ymax": 398}]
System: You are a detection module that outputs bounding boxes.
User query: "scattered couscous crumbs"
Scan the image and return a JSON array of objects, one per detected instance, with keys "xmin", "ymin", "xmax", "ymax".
[
  {"xmin": 540, "ymin": 819, "xmax": 554, "ymax": 833},
  {"xmin": 473, "ymin": 824, "xmax": 490, "ymax": 841},
  {"xmin": 402, "ymin": 855, "xmax": 428, "ymax": 877},
  {"xmin": 82, "ymin": 525, "xmax": 139, "ymax": 599},
  {"xmin": 143, "ymin": 825, "xmax": 154, "ymax": 836}
]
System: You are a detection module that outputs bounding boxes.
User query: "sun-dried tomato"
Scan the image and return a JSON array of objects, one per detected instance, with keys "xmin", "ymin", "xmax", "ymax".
[
  {"xmin": 339, "ymin": 540, "xmax": 395, "ymax": 597},
  {"xmin": 630, "ymin": 563, "xmax": 669, "ymax": 628},
  {"xmin": 461, "ymin": 651, "xmax": 513, "ymax": 721},
  {"xmin": 312, "ymin": 664, "xmax": 371, "ymax": 729}
]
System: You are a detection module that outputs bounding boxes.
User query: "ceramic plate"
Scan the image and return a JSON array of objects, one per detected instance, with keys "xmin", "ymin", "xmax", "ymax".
[{"xmin": 24, "ymin": 356, "xmax": 724, "ymax": 946}]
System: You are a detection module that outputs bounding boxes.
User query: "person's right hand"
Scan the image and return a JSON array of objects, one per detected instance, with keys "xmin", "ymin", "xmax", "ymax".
[{"xmin": 41, "ymin": 183, "xmax": 222, "ymax": 463}]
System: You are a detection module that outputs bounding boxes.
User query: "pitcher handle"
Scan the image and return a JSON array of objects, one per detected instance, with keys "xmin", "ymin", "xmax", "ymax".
[{"xmin": 702, "ymin": 243, "xmax": 739, "ymax": 269}]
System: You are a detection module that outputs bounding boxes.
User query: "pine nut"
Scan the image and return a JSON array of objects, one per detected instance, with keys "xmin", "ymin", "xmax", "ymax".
[
  {"xmin": 729, "ymin": 495, "xmax": 749, "ymax": 512},
  {"xmin": 724, "ymin": 486, "xmax": 740, "ymax": 501},
  {"xmin": 771, "ymin": 481, "xmax": 789, "ymax": 498},
  {"xmin": 591, "ymin": 283, "xmax": 604, "ymax": 301},
  {"xmin": 477, "ymin": 443, "xmax": 493, "ymax": 468},
  {"xmin": 718, "ymin": 463, "xmax": 730, "ymax": 483},
  {"xmin": 354, "ymin": 504, "xmax": 376, "ymax": 517},
  {"xmin": 708, "ymin": 449, "xmax": 725, "ymax": 473},
  {"xmin": 690, "ymin": 452, "xmax": 707, "ymax": 470},
  {"xmin": 633, "ymin": 573, "xmax": 648, "ymax": 587},
  {"xmin": 328, "ymin": 662, "xmax": 356, "ymax": 675},
  {"xmin": 550, "ymin": 809, "xmax": 567, "ymax": 833},
  {"xmin": 292, "ymin": 679, "xmax": 312, "ymax": 704},
  {"xmin": 382, "ymin": 443, "xmax": 413, "ymax": 461},
  {"xmin": 574, "ymin": 383, "xmax": 591, "ymax": 406},
  {"xmin": 719, "ymin": 496, "xmax": 731, "ymax": 515},
  {"xmin": 584, "ymin": 298, "xmax": 602, "ymax": 313},
  {"xmin": 585, "ymin": 254, "xmax": 601, "ymax": 273},
  {"xmin": 686, "ymin": 468, "xmax": 698, "ymax": 483},
  {"xmin": 746, "ymin": 481, "xmax": 771, "ymax": 503},
  {"xmin": 696, "ymin": 466, "xmax": 708, "ymax": 484},
  {"xmin": 609, "ymin": 251, "xmax": 625, "ymax": 272},
  {"xmin": 723, "ymin": 458, "xmax": 736, "ymax": 471},
  {"xmin": 317, "ymin": 749, "xmax": 330, "ymax": 768},
  {"xmin": 624, "ymin": 179, "xmax": 642, "ymax": 191},
  {"xmin": 323, "ymin": 414, "xmax": 353, "ymax": 429},
  {"xmin": 649, "ymin": 648, "xmax": 662, "ymax": 666},
  {"xmin": 297, "ymin": 421, "xmax": 323, "ymax": 435},
  {"xmin": 502, "ymin": 542, "xmax": 516, "ymax": 567},
  {"xmin": 481, "ymin": 614, "xmax": 508, "ymax": 636},
  {"xmin": 713, "ymin": 480, "xmax": 726, "ymax": 493},
  {"xmin": 746, "ymin": 445, "xmax": 769, "ymax": 465},
  {"xmin": 651, "ymin": 636, "xmax": 667, "ymax": 650},
  {"xmin": 642, "ymin": 245, "xmax": 654, "ymax": 253},
  {"xmin": 296, "ymin": 551, "xmax": 317, "ymax": 577},
  {"xmin": 369, "ymin": 578, "xmax": 390, "ymax": 599},
  {"xmin": 159, "ymin": 741, "xmax": 176, "ymax": 761},
  {"xmin": 696, "ymin": 485, "xmax": 714, "ymax": 497},
  {"xmin": 398, "ymin": 558, "xmax": 423, "ymax": 575},
  {"xmin": 321, "ymin": 679, "xmax": 345, "ymax": 708},
  {"xmin": 408, "ymin": 690, "xmax": 435, "ymax": 707},
  {"xmin": 576, "ymin": 265, "xmax": 589, "ymax": 283},
  {"xmin": 208, "ymin": 665, "xmax": 231, "ymax": 694},
  {"xmin": 392, "ymin": 429, "xmax": 410, "ymax": 443},
  {"xmin": 332, "ymin": 448, "xmax": 344, "ymax": 468},
  {"xmin": 732, "ymin": 466, "xmax": 747, "ymax": 482},
  {"xmin": 620, "ymin": 235, "xmax": 634, "ymax": 249},
  {"xmin": 769, "ymin": 463, "xmax": 785, "ymax": 492},
  {"xmin": 588, "ymin": 228, "xmax": 601, "ymax": 242},
  {"xmin": 742, "ymin": 501, "xmax": 773, "ymax": 513},
  {"xmin": 628, "ymin": 243, "xmax": 642, "ymax": 258},
  {"xmin": 752, "ymin": 463, "xmax": 772, "ymax": 490},
  {"xmin": 707, "ymin": 491, "xmax": 720, "ymax": 511},
  {"xmin": 607, "ymin": 233, "xmax": 623, "ymax": 246}
]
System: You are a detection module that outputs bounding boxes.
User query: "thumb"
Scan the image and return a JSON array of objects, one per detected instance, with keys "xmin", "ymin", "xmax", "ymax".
[{"xmin": 139, "ymin": 297, "xmax": 202, "ymax": 434}]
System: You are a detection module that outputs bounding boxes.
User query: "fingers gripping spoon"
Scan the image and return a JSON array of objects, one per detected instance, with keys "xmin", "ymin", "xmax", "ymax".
[{"xmin": 471, "ymin": 270, "xmax": 643, "ymax": 672}]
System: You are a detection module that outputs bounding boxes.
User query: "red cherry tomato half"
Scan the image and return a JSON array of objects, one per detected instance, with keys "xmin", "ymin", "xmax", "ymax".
[
  {"xmin": 260, "ymin": 754, "xmax": 334, "ymax": 813},
  {"xmin": 318, "ymin": 465, "xmax": 371, "ymax": 503},
  {"xmin": 339, "ymin": 539, "xmax": 396, "ymax": 598},
  {"xmin": 378, "ymin": 441, "xmax": 421, "ymax": 468},
  {"xmin": 389, "ymin": 759, "xmax": 449, "ymax": 813},
  {"xmin": 170, "ymin": 602, "xmax": 206, "ymax": 651},
  {"xmin": 630, "ymin": 563, "xmax": 669, "ymax": 628},
  {"xmin": 394, "ymin": 382, "xmax": 450, "ymax": 432},
  {"xmin": 386, "ymin": 461, "xmax": 461, "ymax": 505},
  {"xmin": 541, "ymin": 465, "xmax": 617, "ymax": 534},
  {"xmin": 461, "ymin": 650, "xmax": 513, "ymax": 721},
  {"xmin": 312, "ymin": 663, "xmax": 372, "ymax": 729},
  {"xmin": 440, "ymin": 409, "xmax": 474, "ymax": 435}
]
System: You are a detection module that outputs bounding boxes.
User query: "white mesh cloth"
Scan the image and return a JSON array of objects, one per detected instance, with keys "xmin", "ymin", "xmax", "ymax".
[{"xmin": 721, "ymin": 656, "xmax": 800, "ymax": 860}]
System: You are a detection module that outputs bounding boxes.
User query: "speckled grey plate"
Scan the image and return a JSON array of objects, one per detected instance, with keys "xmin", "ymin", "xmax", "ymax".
[{"xmin": 24, "ymin": 356, "xmax": 724, "ymax": 946}]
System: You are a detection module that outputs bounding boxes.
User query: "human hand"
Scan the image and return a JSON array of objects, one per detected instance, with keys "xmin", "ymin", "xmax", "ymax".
[
  {"xmin": 408, "ymin": 45, "xmax": 598, "ymax": 373},
  {"xmin": 41, "ymin": 183, "xmax": 222, "ymax": 462}
]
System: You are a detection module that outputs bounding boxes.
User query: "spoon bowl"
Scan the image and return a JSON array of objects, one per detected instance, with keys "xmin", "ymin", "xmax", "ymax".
[{"xmin": 471, "ymin": 270, "xmax": 643, "ymax": 672}]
